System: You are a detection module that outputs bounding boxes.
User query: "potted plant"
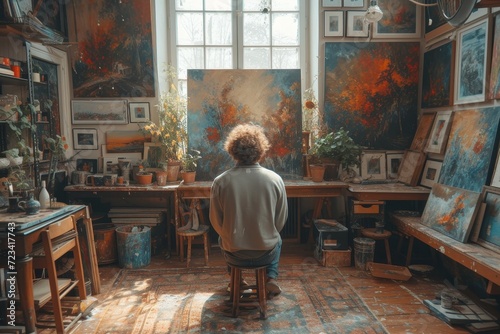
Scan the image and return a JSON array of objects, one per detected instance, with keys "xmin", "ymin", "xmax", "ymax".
[
  {"xmin": 308, "ymin": 128, "xmax": 362, "ymax": 181},
  {"xmin": 180, "ymin": 149, "xmax": 201, "ymax": 184}
]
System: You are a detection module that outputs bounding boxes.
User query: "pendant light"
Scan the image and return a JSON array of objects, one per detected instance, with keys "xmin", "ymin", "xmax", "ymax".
[{"xmin": 364, "ymin": 0, "xmax": 383, "ymax": 23}]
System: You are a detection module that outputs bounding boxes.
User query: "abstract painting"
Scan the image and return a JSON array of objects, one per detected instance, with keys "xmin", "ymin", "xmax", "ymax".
[
  {"xmin": 455, "ymin": 19, "xmax": 488, "ymax": 104},
  {"xmin": 324, "ymin": 42, "xmax": 419, "ymax": 150},
  {"xmin": 421, "ymin": 183, "xmax": 481, "ymax": 243},
  {"xmin": 475, "ymin": 186, "xmax": 500, "ymax": 253},
  {"xmin": 68, "ymin": 0, "xmax": 155, "ymax": 97},
  {"xmin": 489, "ymin": 14, "xmax": 500, "ymax": 100},
  {"xmin": 374, "ymin": 0, "xmax": 421, "ymax": 38},
  {"xmin": 187, "ymin": 69, "xmax": 302, "ymax": 181},
  {"xmin": 421, "ymin": 41, "xmax": 454, "ymax": 108},
  {"xmin": 410, "ymin": 112, "xmax": 435, "ymax": 152},
  {"xmin": 438, "ymin": 107, "xmax": 500, "ymax": 193},
  {"xmin": 105, "ymin": 131, "xmax": 149, "ymax": 153}
]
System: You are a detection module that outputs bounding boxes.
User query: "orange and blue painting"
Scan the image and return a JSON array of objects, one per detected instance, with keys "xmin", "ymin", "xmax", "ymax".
[
  {"xmin": 187, "ymin": 69, "xmax": 302, "ymax": 181},
  {"xmin": 324, "ymin": 42, "xmax": 419, "ymax": 150},
  {"xmin": 69, "ymin": 0, "xmax": 155, "ymax": 97},
  {"xmin": 421, "ymin": 183, "xmax": 481, "ymax": 243},
  {"xmin": 438, "ymin": 107, "xmax": 500, "ymax": 193}
]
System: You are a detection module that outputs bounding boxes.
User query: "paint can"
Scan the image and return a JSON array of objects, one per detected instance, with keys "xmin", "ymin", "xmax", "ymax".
[
  {"xmin": 353, "ymin": 237, "xmax": 375, "ymax": 270},
  {"xmin": 116, "ymin": 225, "xmax": 151, "ymax": 269},
  {"xmin": 93, "ymin": 224, "xmax": 117, "ymax": 265}
]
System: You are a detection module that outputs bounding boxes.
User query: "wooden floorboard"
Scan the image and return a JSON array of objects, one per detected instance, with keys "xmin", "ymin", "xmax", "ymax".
[{"xmin": 32, "ymin": 243, "xmax": 498, "ymax": 334}]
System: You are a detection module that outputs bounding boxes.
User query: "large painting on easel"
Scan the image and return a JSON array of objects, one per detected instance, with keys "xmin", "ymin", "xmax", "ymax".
[
  {"xmin": 324, "ymin": 42, "xmax": 419, "ymax": 150},
  {"xmin": 187, "ymin": 69, "xmax": 302, "ymax": 181},
  {"xmin": 68, "ymin": 0, "xmax": 155, "ymax": 97}
]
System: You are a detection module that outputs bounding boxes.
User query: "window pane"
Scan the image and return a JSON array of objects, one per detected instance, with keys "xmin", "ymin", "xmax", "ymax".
[
  {"xmin": 244, "ymin": 47, "xmax": 270, "ymax": 68},
  {"xmin": 272, "ymin": 13, "xmax": 299, "ymax": 45},
  {"xmin": 176, "ymin": 0, "xmax": 203, "ymax": 10},
  {"xmin": 272, "ymin": 0, "xmax": 299, "ymax": 11},
  {"xmin": 206, "ymin": 13, "xmax": 232, "ymax": 45},
  {"xmin": 178, "ymin": 47, "xmax": 204, "ymax": 79},
  {"xmin": 205, "ymin": 0, "xmax": 232, "ymax": 10},
  {"xmin": 272, "ymin": 47, "xmax": 299, "ymax": 69},
  {"xmin": 243, "ymin": 13, "xmax": 270, "ymax": 46},
  {"xmin": 243, "ymin": 0, "xmax": 261, "ymax": 11},
  {"xmin": 206, "ymin": 47, "xmax": 233, "ymax": 68},
  {"xmin": 177, "ymin": 13, "xmax": 204, "ymax": 45}
]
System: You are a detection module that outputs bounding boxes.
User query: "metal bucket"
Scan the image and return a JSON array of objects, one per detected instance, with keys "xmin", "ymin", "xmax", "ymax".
[
  {"xmin": 93, "ymin": 224, "xmax": 117, "ymax": 265},
  {"xmin": 116, "ymin": 225, "xmax": 151, "ymax": 269}
]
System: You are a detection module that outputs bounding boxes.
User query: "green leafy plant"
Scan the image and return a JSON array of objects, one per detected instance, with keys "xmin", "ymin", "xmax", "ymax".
[
  {"xmin": 181, "ymin": 149, "xmax": 202, "ymax": 172},
  {"xmin": 309, "ymin": 128, "xmax": 362, "ymax": 170}
]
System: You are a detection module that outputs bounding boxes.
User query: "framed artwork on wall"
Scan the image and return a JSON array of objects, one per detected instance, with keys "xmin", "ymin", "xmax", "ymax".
[
  {"xmin": 386, "ymin": 151, "xmax": 404, "ymax": 179},
  {"xmin": 129, "ymin": 102, "xmax": 150, "ymax": 123},
  {"xmin": 72, "ymin": 128, "xmax": 98, "ymax": 150},
  {"xmin": 346, "ymin": 11, "xmax": 369, "ymax": 37},
  {"xmin": 71, "ymin": 100, "xmax": 128, "ymax": 125},
  {"xmin": 420, "ymin": 159, "xmax": 442, "ymax": 188},
  {"xmin": 343, "ymin": 0, "xmax": 364, "ymax": 8},
  {"xmin": 361, "ymin": 151, "xmax": 387, "ymax": 180},
  {"xmin": 322, "ymin": 0, "xmax": 342, "ymax": 7},
  {"xmin": 397, "ymin": 150, "xmax": 426, "ymax": 186},
  {"xmin": 325, "ymin": 11, "xmax": 344, "ymax": 37},
  {"xmin": 455, "ymin": 18, "xmax": 489, "ymax": 105},
  {"xmin": 421, "ymin": 41, "xmax": 454, "ymax": 108},
  {"xmin": 489, "ymin": 14, "xmax": 500, "ymax": 100},
  {"xmin": 76, "ymin": 158, "xmax": 98, "ymax": 173},
  {"xmin": 373, "ymin": 0, "xmax": 421, "ymax": 39},
  {"xmin": 425, "ymin": 110, "xmax": 453, "ymax": 155},
  {"xmin": 105, "ymin": 131, "xmax": 149, "ymax": 153}
]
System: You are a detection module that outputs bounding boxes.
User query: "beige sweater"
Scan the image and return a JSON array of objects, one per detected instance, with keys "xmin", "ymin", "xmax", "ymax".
[{"xmin": 209, "ymin": 164, "xmax": 288, "ymax": 253}]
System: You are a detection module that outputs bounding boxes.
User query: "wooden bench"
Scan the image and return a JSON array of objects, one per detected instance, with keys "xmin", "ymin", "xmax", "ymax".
[{"xmin": 391, "ymin": 214, "xmax": 500, "ymax": 295}]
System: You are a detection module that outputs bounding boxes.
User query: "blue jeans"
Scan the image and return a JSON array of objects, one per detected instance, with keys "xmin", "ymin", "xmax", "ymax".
[{"xmin": 220, "ymin": 238, "xmax": 282, "ymax": 279}]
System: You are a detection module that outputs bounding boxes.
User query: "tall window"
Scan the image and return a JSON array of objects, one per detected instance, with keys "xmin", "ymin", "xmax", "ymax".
[{"xmin": 171, "ymin": 0, "xmax": 302, "ymax": 93}]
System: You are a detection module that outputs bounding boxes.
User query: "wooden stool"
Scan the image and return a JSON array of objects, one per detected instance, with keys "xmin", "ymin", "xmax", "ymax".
[
  {"xmin": 177, "ymin": 225, "xmax": 210, "ymax": 267},
  {"xmin": 360, "ymin": 227, "xmax": 392, "ymax": 264},
  {"xmin": 228, "ymin": 265, "xmax": 268, "ymax": 319}
]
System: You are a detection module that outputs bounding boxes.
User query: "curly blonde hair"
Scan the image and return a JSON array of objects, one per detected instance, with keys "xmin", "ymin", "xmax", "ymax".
[{"xmin": 224, "ymin": 123, "xmax": 270, "ymax": 165}]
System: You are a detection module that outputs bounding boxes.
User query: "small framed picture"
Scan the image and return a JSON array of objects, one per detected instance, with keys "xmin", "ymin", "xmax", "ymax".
[
  {"xmin": 71, "ymin": 99, "xmax": 128, "ymax": 125},
  {"xmin": 386, "ymin": 151, "xmax": 404, "ymax": 179},
  {"xmin": 72, "ymin": 128, "xmax": 98, "ymax": 150},
  {"xmin": 490, "ymin": 148, "xmax": 500, "ymax": 188},
  {"xmin": 361, "ymin": 151, "xmax": 387, "ymax": 180},
  {"xmin": 129, "ymin": 102, "xmax": 150, "ymax": 123},
  {"xmin": 346, "ymin": 11, "xmax": 369, "ymax": 37},
  {"xmin": 420, "ymin": 159, "xmax": 442, "ymax": 188},
  {"xmin": 76, "ymin": 158, "xmax": 98, "ymax": 173},
  {"xmin": 322, "ymin": 0, "xmax": 342, "ymax": 7},
  {"xmin": 343, "ymin": 0, "xmax": 364, "ymax": 8},
  {"xmin": 425, "ymin": 110, "xmax": 453, "ymax": 155},
  {"xmin": 398, "ymin": 150, "xmax": 426, "ymax": 186},
  {"xmin": 325, "ymin": 11, "xmax": 344, "ymax": 37}
]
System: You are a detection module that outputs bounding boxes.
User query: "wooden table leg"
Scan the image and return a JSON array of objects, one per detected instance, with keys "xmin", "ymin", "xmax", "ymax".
[
  {"xmin": 384, "ymin": 238, "xmax": 392, "ymax": 264},
  {"xmin": 17, "ymin": 256, "xmax": 36, "ymax": 333},
  {"xmin": 406, "ymin": 236, "xmax": 414, "ymax": 266}
]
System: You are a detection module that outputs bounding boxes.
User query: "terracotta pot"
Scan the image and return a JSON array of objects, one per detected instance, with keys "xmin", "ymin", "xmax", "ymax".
[
  {"xmin": 309, "ymin": 165, "xmax": 325, "ymax": 182},
  {"xmin": 156, "ymin": 170, "xmax": 168, "ymax": 186},
  {"xmin": 181, "ymin": 171, "xmax": 196, "ymax": 184},
  {"xmin": 136, "ymin": 173, "xmax": 153, "ymax": 185},
  {"xmin": 166, "ymin": 164, "xmax": 180, "ymax": 182}
]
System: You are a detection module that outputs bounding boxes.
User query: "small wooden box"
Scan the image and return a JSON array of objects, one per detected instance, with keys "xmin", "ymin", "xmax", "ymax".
[
  {"xmin": 322, "ymin": 248, "xmax": 352, "ymax": 267},
  {"xmin": 353, "ymin": 200, "xmax": 384, "ymax": 214}
]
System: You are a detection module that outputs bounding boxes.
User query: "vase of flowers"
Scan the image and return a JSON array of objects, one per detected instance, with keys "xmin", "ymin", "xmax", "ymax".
[{"xmin": 141, "ymin": 66, "xmax": 187, "ymax": 182}]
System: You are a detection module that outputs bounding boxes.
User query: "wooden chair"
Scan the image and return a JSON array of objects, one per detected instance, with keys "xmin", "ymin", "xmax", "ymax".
[
  {"xmin": 227, "ymin": 264, "xmax": 268, "ymax": 319},
  {"xmin": 31, "ymin": 215, "xmax": 87, "ymax": 333},
  {"xmin": 177, "ymin": 199, "xmax": 209, "ymax": 267}
]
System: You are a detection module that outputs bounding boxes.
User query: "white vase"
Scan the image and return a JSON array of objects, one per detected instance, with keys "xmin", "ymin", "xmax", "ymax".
[
  {"xmin": 32, "ymin": 72, "xmax": 41, "ymax": 82},
  {"xmin": 39, "ymin": 180, "xmax": 50, "ymax": 209}
]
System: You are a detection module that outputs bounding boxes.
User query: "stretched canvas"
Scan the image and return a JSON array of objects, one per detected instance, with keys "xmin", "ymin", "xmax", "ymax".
[
  {"xmin": 410, "ymin": 112, "xmax": 435, "ymax": 152},
  {"xmin": 421, "ymin": 183, "xmax": 482, "ymax": 243},
  {"xmin": 68, "ymin": 0, "xmax": 155, "ymax": 97},
  {"xmin": 324, "ymin": 42, "xmax": 419, "ymax": 150},
  {"xmin": 438, "ymin": 107, "xmax": 500, "ymax": 193},
  {"xmin": 489, "ymin": 14, "xmax": 500, "ymax": 100},
  {"xmin": 187, "ymin": 69, "xmax": 302, "ymax": 181},
  {"xmin": 475, "ymin": 186, "xmax": 500, "ymax": 252},
  {"xmin": 421, "ymin": 42, "xmax": 454, "ymax": 108}
]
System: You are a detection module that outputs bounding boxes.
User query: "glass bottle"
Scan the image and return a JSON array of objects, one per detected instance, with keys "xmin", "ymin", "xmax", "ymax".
[{"xmin": 39, "ymin": 180, "xmax": 50, "ymax": 209}]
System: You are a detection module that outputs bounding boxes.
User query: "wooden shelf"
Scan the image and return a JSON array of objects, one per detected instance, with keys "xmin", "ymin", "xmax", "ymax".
[{"xmin": 0, "ymin": 73, "xmax": 27, "ymax": 85}]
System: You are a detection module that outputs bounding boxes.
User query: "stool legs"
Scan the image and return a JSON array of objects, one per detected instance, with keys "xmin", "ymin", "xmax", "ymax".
[
  {"xmin": 229, "ymin": 266, "xmax": 267, "ymax": 319},
  {"xmin": 384, "ymin": 238, "xmax": 392, "ymax": 264}
]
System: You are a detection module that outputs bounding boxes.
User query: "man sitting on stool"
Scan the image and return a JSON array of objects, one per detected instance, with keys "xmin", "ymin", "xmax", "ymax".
[{"xmin": 209, "ymin": 123, "xmax": 288, "ymax": 296}]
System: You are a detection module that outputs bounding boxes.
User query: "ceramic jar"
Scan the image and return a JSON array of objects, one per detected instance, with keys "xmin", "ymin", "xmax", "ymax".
[{"xmin": 18, "ymin": 195, "xmax": 41, "ymax": 215}]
